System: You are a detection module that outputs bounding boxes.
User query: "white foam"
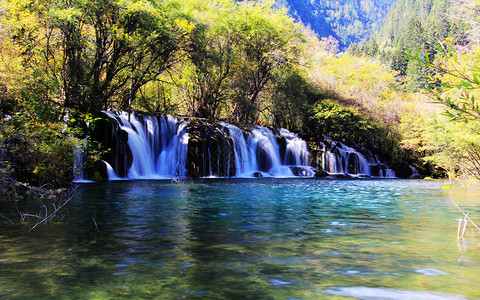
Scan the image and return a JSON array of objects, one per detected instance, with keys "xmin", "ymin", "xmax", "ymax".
[{"xmin": 323, "ymin": 286, "xmax": 467, "ymax": 300}]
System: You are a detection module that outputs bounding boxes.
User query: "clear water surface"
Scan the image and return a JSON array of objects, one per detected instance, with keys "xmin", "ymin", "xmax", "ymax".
[{"xmin": 1, "ymin": 179, "xmax": 480, "ymax": 299}]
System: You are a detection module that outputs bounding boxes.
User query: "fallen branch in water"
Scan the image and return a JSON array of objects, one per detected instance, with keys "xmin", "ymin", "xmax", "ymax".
[
  {"xmin": 450, "ymin": 197, "xmax": 480, "ymax": 241},
  {"xmin": 458, "ymin": 212, "xmax": 470, "ymax": 241},
  {"xmin": 449, "ymin": 197, "xmax": 480, "ymax": 231},
  {"xmin": 92, "ymin": 212, "xmax": 99, "ymax": 232},
  {"xmin": 28, "ymin": 184, "xmax": 78, "ymax": 231},
  {"xmin": 171, "ymin": 176, "xmax": 182, "ymax": 184},
  {"xmin": 0, "ymin": 213, "xmax": 14, "ymax": 224}
]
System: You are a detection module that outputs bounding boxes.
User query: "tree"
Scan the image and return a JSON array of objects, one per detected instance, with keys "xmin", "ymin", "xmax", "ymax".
[
  {"xmin": 406, "ymin": 41, "xmax": 480, "ymax": 121},
  {"xmin": 230, "ymin": 1, "xmax": 303, "ymax": 123},
  {"xmin": 402, "ymin": 19, "xmax": 431, "ymax": 91},
  {"xmin": 401, "ymin": 112, "xmax": 480, "ymax": 180},
  {"xmin": 178, "ymin": 0, "xmax": 236, "ymax": 119},
  {"xmin": 268, "ymin": 68, "xmax": 310, "ymax": 130},
  {"xmin": 449, "ymin": 0, "xmax": 480, "ymax": 46},
  {"xmin": 2, "ymin": 0, "xmax": 188, "ymax": 117},
  {"xmin": 367, "ymin": 38, "xmax": 379, "ymax": 57}
]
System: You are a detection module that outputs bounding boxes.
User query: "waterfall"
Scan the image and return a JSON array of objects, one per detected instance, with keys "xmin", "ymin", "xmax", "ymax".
[
  {"xmin": 410, "ymin": 166, "xmax": 421, "ymax": 178},
  {"xmin": 279, "ymin": 128, "xmax": 315, "ymax": 176},
  {"xmin": 73, "ymin": 137, "xmax": 93, "ymax": 183},
  {"xmin": 322, "ymin": 142, "xmax": 374, "ymax": 177},
  {"xmin": 103, "ymin": 160, "xmax": 120, "ymax": 180},
  {"xmin": 249, "ymin": 126, "xmax": 292, "ymax": 176},
  {"xmin": 105, "ymin": 111, "xmax": 188, "ymax": 179},
  {"xmin": 385, "ymin": 169, "xmax": 396, "ymax": 178},
  {"xmin": 87, "ymin": 111, "xmax": 401, "ymax": 180},
  {"xmin": 73, "ymin": 125, "xmax": 95, "ymax": 183},
  {"xmin": 221, "ymin": 122, "xmax": 257, "ymax": 176},
  {"xmin": 344, "ymin": 144, "xmax": 371, "ymax": 176},
  {"xmin": 155, "ymin": 116, "xmax": 189, "ymax": 178},
  {"xmin": 221, "ymin": 123, "xmax": 313, "ymax": 177},
  {"xmin": 104, "ymin": 111, "xmax": 315, "ymax": 179}
]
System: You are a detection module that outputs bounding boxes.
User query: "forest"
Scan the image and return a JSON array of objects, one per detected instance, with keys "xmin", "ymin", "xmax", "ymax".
[
  {"xmin": 277, "ymin": 0, "xmax": 395, "ymax": 48},
  {"xmin": 1, "ymin": 0, "xmax": 480, "ymax": 202}
]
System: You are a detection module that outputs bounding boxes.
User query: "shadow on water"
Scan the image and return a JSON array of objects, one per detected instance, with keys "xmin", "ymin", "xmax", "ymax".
[{"xmin": 0, "ymin": 178, "xmax": 480, "ymax": 299}]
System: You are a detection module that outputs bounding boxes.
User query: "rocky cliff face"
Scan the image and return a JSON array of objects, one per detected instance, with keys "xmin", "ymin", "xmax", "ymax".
[{"xmin": 187, "ymin": 119, "xmax": 236, "ymax": 178}]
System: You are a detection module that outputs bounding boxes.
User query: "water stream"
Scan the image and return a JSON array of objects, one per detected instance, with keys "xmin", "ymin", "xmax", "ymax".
[
  {"xmin": 93, "ymin": 112, "xmax": 394, "ymax": 180},
  {"xmin": 1, "ymin": 179, "xmax": 479, "ymax": 299}
]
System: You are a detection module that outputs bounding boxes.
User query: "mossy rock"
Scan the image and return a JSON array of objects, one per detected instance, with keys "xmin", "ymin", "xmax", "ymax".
[
  {"xmin": 309, "ymin": 149, "xmax": 324, "ymax": 170},
  {"xmin": 315, "ymin": 169, "xmax": 329, "ymax": 177},
  {"xmin": 370, "ymin": 164, "xmax": 385, "ymax": 177},
  {"xmin": 187, "ymin": 120, "xmax": 235, "ymax": 177},
  {"xmin": 87, "ymin": 160, "xmax": 108, "ymax": 182},
  {"xmin": 391, "ymin": 161, "xmax": 413, "ymax": 178},
  {"xmin": 276, "ymin": 135, "xmax": 287, "ymax": 163}
]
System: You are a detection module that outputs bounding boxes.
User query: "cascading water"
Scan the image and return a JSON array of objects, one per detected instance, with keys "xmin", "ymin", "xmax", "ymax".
[
  {"xmin": 280, "ymin": 128, "xmax": 309, "ymax": 166},
  {"xmin": 250, "ymin": 126, "xmax": 293, "ymax": 176},
  {"xmin": 104, "ymin": 111, "xmax": 188, "ymax": 179},
  {"xmin": 344, "ymin": 144, "xmax": 371, "ymax": 176},
  {"xmin": 90, "ymin": 111, "xmax": 397, "ymax": 180},
  {"xmin": 279, "ymin": 128, "xmax": 315, "ymax": 176},
  {"xmin": 155, "ymin": 116, "xmax": 189, "ymax": 178},
  {"xmin": 73, "ymin": 137, "xmax": 93, "ymax": 183},
  {"xmin": 410, "ymin": 166, "xmax": 421, "ymax": 178},
  {"xmin": 385, "ymin": 169, "xmax": 396, "ymax": 178},
  {"xmin": 103, "ymin": 160, "xmax": 120, "ymax": 180},
  {"xmin": 220, "ymin": 122, "xmax": 258, "ymax": 176},
  {"xmin": 220, "ymin": 124, "xmax": 314, "ymax": 177},
  {"xmin": 321, "ymin": 141, "xmax": 393, "ymax": 177}
]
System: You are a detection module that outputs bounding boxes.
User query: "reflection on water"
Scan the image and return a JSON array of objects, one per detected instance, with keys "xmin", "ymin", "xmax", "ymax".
[{"xmin": 1, "ymin": 179, "xmax": 480, "ymax": 299}]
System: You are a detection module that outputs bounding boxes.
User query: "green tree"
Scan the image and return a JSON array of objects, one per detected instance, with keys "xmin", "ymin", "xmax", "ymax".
[
  {"xmin": 402, "ymin": 19, "xmax": 431, "ymax": 91},
  {"xmin": 177, "ymin": 0, "xmax": 236, "ymax": 119},
  {"xmin": 367, "ymin": 38, "xmax": 379, "ymax": 57},
  {"xmin": 268, "ymin": 68, "xmax": 311, "ymax": 130},
  {"xmin": 391, "ymin": 48, "xmax": 408, "ymax": 75},
  {"xmin": 304, "ymin": 99, "xmax": 388, "ymax": 154},
  {"xmin": 2, "ymin": 0, "xmax": 188, "ymax": 116},
  {"xmin": 406, "ymin": 41, "xmax": 480, "ymax": 121},
  {"xmin": 230, "ymin": 1, "xmax": 303, "ymax": 123}
]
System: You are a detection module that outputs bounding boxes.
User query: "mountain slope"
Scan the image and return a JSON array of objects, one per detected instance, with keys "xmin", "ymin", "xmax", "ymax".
[
  {"xmin": 277, "ymin": 0, "xmax": 396, "ymax": 48},
  {"xmin": 376, "ymin": 0, "xmax": 451, "ymax": 47}
]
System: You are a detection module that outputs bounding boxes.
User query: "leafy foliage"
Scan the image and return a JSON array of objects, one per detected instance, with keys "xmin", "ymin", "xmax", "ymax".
[
  {"xmin": 0, "ymin": 113, "xmax": 80, "ymax": 202},
  {"xmin": 305, "ymin": 100, "xmax": 389, "ymax": 156},
  {"xmin": 401, "ymin": 8, "xmax": 480, "ymax": 180},
  {"xmin": 3, "ymin": 0, "xmax": 478, "ymax": 191},
  {"xmin": 406, "ymin": 42, "xmax": 480, "ymax": 121},
  {"xmin": 1, "ymin": 0, "xmax": 187, "ymax": 117}
]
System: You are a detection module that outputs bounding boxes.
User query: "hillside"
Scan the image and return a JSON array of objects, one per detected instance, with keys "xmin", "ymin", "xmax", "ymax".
[
  {"xmin": 366, "ymin": 0, "xmax": 467, "ymax": 92},
  {"xmin": 376, "ymin": 0, "xmax": 453, "ymax": 47},
  {"xmin": 277, "ymin": 0, "xmax": 395, "ymax": 48}
]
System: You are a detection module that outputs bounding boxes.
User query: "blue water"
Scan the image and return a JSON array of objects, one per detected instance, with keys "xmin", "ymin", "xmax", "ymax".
[{"xmin": 1, "ymin": 179, "xmax": 479, "ymax": 299}]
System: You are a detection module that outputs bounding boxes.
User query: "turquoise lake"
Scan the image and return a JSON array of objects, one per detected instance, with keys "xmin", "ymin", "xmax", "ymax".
[{"xmin": 1, "ymin": 179, "xmax": 480, "ymax": 299}]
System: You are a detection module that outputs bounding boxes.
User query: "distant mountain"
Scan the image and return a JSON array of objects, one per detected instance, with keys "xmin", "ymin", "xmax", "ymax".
[{"xmin": 276, "ymin": 0, "xmax": 396, "ymax": 48}]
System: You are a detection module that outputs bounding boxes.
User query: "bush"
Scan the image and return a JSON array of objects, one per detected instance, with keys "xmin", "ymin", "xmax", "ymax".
[
  {"xmin": 304, "ymin": 99, "xmax": 391, "ymax": 157},
  {"xmin": 0, "ymin": 112, "xmax": 81, "ymax": 200}
]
